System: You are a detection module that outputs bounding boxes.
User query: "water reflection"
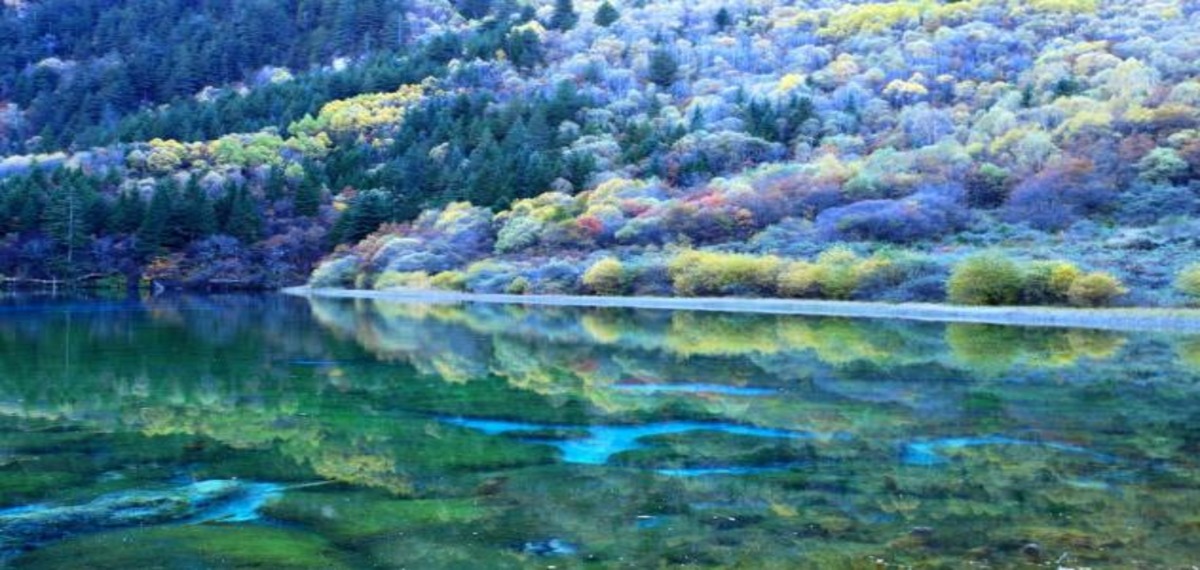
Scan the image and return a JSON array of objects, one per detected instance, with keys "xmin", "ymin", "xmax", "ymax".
[{"xmin": 0, "ymin": 294, "xmax": 1198, "ymax": 568}]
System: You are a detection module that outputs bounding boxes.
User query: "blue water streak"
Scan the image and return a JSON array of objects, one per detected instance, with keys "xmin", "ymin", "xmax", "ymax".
[
  {"xmin": 655, "ymin": 464, "xmax": 798, "ymax": 477},
  {"xmin": 902, "ymin": 435, "xmax": 1113, "ymax": 466},
  {"xmin": 442, "ymin": 417, "xmax": 820, "ymax": 465}
]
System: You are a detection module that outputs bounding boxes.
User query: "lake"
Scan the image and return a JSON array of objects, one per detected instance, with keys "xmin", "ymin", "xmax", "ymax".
[{"xmin": 1, "ymin": 294, "xmax": 1198, "ymax": 568}]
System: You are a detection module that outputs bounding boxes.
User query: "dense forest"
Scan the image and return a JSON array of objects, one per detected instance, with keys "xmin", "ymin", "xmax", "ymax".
[{"xmin": 2, "ymin": 0, "xmax": 1199, "ymax": 304}]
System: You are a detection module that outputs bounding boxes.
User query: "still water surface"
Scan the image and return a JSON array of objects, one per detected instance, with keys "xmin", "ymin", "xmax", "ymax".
[{"xmin": 1, "ymin": 294, "xmax": 1198, "ymax": 568}]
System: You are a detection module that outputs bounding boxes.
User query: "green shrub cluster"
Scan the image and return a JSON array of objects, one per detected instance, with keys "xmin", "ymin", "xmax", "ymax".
[
  {"xmin": 430, "ymin": 271, "xmax": 467, "ymax": 291},
  {"xmin": 666, "ymin": 247, "xmax": 888, "ymax": 299},
  {"xmin": 667, "ymin": 250, "xmax": 783, "ymax": 296},
  {"xmin": 1175, "ymin": 263, "xmax": 1200, "ymax": 304},
  {"xmin": 582, "ymin": 258, "xmax": 627, "ymax": 296},
  {"xmin": 948, "ymin": 253, "xmax": 1126, "ymax": 307},
  {"xmin": 373, "ymin": 271, "xmax": 431, "ymax": 290},
  {"xmin": 776, "ymin": 247, "xmax": 888, "ymax": 300}
]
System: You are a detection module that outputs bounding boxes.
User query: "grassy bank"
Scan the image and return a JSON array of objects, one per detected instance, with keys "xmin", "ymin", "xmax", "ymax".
[{"xmin": 284, "ymin": 287, "xmax": 1200, "ymax": 333}]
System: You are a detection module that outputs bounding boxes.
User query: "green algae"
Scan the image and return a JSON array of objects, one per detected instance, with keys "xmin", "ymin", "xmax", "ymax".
[
  {"xmin": 261, "ymin": 491, "xmax": 496, "ymax": 543},
  {"xmin": 11, "ymin": 526, "xmax": 353, "ymax": 569}
]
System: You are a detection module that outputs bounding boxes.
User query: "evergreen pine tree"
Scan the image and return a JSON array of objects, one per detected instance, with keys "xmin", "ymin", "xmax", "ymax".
[
  {"xmin": 343, "ymin": 189, "xmax": 391, "ymax": 243},
  {"xmin": 43, "ymin": 175, "xmax": 95, "ymax": 276},
  {"xmin": 137, "ymin": 181, "xmax": 176, "ymax": 258},
  {"xmin": 648, "ymin": 47, "xmax": 679, "ymax": 88},
  {"xmin": 594, "ymin": 1, "xmax": 620, "ymax": 27},
  {"xmin": 714, "ymin": 7, "xmax": 733, "ymax": 31},
  {"xmin": 264, "ymin": 166, "xmax": 287, "ymax": 201},
  {"xmin": 113, "ymin": 190, "xmax": 146, "ymax": 235},
  {"xmin": 294, "ymin": 172, "xmax": 323, "ymax": 217},
  {"xmin": 176, "ymin": 176, "xmax": 216, "ymax": 243},
  {"xmin": 223, "ymin": 185, "xmax": 263, "ymax": 244},
  {"xmin": 550, "ymin": 0, "xmax": 579, "ymax": 30}
]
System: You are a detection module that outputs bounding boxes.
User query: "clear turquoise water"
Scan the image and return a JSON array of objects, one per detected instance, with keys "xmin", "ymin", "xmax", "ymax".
[{"xmin": 1, "ymin": 294, "xmax": 1199, "ymax": 568}]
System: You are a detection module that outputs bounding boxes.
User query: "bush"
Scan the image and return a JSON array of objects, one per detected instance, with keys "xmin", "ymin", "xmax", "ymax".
[
  {"xmin": 853, "ymin": 252, "xmax": 948, "ymax": 303},
  {"xmin": 506, "ymin": 276, "xmax": 531, "ymax": 295},
  {"xmin": 624, "ymin": 256, "xmax": 673, "ymax": 296},
  {"xmin": 1116, "ymin": 183, "xmax": 1199, "ymax": 226},
  {"xmin": 777, "ymin": 261, "xmax": 819, "ymax": 298},
  {"xmin": 947, "ymin": 254, "xmax": 1024, "ymax": 305},
  {"xmin": 430, "ymin": 271, "xmax": 467, "ymax": 291},
  {"xmin": 309, "ymin": 256, "xmax": 359, "ymax": 288},
  {"xmin": 464, "ymin": 260, "xmax": 521, "ymax": 293},
  {"xmin": 526, "ymin": 260, "xmax": 582, "ymax": 294},
  {"xmin": 373, "ymin": 271, "xmax": 431, "ymax": 290},
  {"xmin": 1173, "ymin": 263, "xmax": 1200, "ymax": 302},
  {"xmin": 1021, "ymin": 261, "xmax": 1081, "ymax": 305},
  {"xmin": 582, "ymin": 258, "xmax": 627, "ymax": 296},
  {"xmin": 1003, "ymin": 160, "xmax": 1116, "ymax": 232},
  {"xmin": 1067, "ymin": 272, "xmax": 1127, "ymax": 307},
  {"xmin": 812, "ymin": 247, "xmax": 885, "ymax": 300},
  {"xmin": 965, "ymin": 163, "xmax": 1011, "ymax": 209},
  {"xmin": 668, "ymin": 250, "xmax": 783, "ymax": 296},
  {"xmin": 815, "ymin": 186, "xmax": 968, "ymax": 243}
]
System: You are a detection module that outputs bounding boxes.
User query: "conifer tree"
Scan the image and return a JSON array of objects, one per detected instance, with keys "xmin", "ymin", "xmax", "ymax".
[
  {"xmin": 648, "ymin": 47, "xmax": 679, "ymax": 88},
  {"xmin": 113, "ymin": 191, "xmax": 146, "ymax": 235},
  {"xmin": 295, "ymin": 172, "xmax": 323, "ymax": 217},
  {"xmin": 550, "ymin": 0, "xmax": 579, "ymax": 30},
  {"xmin": 177, "ymin": 176, "xmax": 216, "ymax": 243},
  {"xmin": 224, "ymin": 185, "xmax": 263, "ymax": 244},
  {"xmin": 714, "ymin": 7, "xmax": 733, "ymax": 31},
  {"xmin": 137, "ymin": 181, "xmax": 177, "ymax": 258},
  {"xmin": 594, "ymin": 1, "xmax": 620, "ymax": 27}
]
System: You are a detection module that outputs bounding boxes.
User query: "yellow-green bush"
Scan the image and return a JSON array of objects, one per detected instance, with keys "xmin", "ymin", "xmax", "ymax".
[
  {"xmin": 812, "ymin": 247, "xmax": 885, "ymax": 300},
  {"xmin": 373, "ymin": 271, "xmax": 431, "ymax": 290},
  {"xmin": 1023, "ymin": 260, "xmax": 1082, "ymax": 304},
  {"xmin": 947, "ymin": 253, "xmax": 1024, "ymax": 305},
  {"xmin": 1175, "ymin": 263, "xmax": 1200, "ymax": 303},
  {"xmin": 506, "ymin": 276, "xmax": 531, "ymax": 295},
  {"xmin": 582, "ymin": 258, "xmax": 627, "ymax": 296},
  {"xmin": 777, "ymin": 261, "xmax": 820, "ymax": 298},
  {"xmin": 430, "ymin": 271, "xmax": 467, "ymax": 291},
  {"xmin": 1067, "ymin": 272, "xmax": 1127, "ymax": 307},
  {"xmin": 668, "ymin": 250, "xmax": 783, "ymax": 296}
]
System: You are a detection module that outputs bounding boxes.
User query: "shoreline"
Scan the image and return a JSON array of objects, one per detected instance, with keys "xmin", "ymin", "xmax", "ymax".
[{"xmin": 284, "ymin": 287, "xmax": 1200, "ymax": 333}]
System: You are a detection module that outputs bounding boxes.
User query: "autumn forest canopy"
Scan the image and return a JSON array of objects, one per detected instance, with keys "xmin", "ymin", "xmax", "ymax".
[{"xmin": 0, "ymin": 0, "xmax": 1199, "ymax": 305}]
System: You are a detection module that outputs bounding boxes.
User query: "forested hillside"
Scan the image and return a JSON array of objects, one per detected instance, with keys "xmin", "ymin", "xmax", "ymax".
[{"xmin": 2, "ymin": 0, "xmax": 1199, "ymax": 303}]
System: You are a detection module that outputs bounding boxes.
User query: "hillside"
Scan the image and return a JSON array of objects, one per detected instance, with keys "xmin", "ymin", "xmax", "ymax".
[{"xmin": 2, "ymin": 0, "xmax": 1199, "ymax": 303}]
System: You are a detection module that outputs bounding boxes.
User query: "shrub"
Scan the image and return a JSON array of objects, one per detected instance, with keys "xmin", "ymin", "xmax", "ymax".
[
  {"xmin": 777, "ymin": 261, "xmax": 819, "ymax": 298},
  {"xmin": 1021, "ymin": 261, "xmax": 1081, "ymax": 305},
  {"xmin": 583, "ymin": 258, "xmax": 627, "ymax": 296},
  {"xmin": 373, "ymin": 271, "xmax": 431, "ymax": 290},
  {"xmin": 947, "ymin": 254, "xmax": 1024, "ymax": 305},
  {"xmin": 464, "ymin": 260, "xmax": 521, "ymax": 293},
  {"xmin": 815, "ymin": 186, "xmax": 968, "ymax": 243},
  {"xmin": 1136, "ymin": 147, "xmax": 1189, "ymax": 183},
  {"xmin": 1003, "ymin": 159, "xmax": 1115, "ymax": 231},
  {"xmin": 430, "ymin": 271, "xmax": 467, "ymax": 291},
  {"xmin": 853, "ymin": 252, "xmax": 947, "ymax": 303},
  {"xmin": 527, "ymin": 260, "xmax": 582, "ymax": 294},
  {"xmin": 1173, "ymin": 263, "xmax": 1200, "ymax": 302},
  {"xmin": 309, "ymin": 256, "xmax": 359, "ymax": 288},
  {"xmin": 965, "ymin": 163, "xmax": 1011, "ymax": 209},
  {"xmin": 624, "ymin": 256, "xmax": 673, "ymax": 296},
  {"xmin": 812, "ymin": 247, "xmax": 885, "ymax": 300},
  {"xmin": 506, "ymin": 276, "xmax": 531, "ymax": 295},
  {"xmin": 1116, "ymin": 183, "xmax": 1199, "ymax": 226},
  {"xmin": 1066, "ymin": 272, "xmax": 1127, "ymax": 307},
  {"xmin": 668, "ymin": 250, "xmax": 783, "ymax": 296},
  {"xmin": 495, "ymin": 215, "xmax": 544, "ymax": 253}
]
